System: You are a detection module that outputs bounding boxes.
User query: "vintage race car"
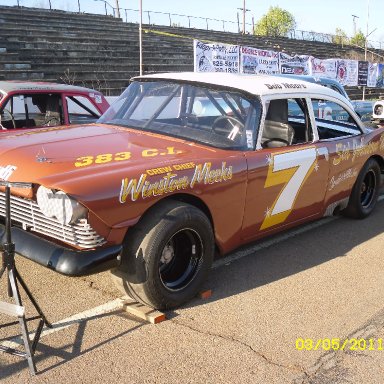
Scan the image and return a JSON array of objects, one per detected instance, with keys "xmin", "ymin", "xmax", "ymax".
[
  {"xmin": 0, "ymin": 81, "xmax": 110, "ymax": 130},
  {"xmin": 0, "ymin": 72, "xmax": 383, "ymax": 310}
]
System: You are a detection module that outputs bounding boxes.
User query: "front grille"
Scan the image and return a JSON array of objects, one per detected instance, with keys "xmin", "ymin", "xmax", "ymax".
[{"xmin": 0, "ymin": 192, "xmax": 106, "ymax": 249}]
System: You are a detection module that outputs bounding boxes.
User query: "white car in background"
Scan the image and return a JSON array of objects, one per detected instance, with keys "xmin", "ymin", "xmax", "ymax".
[{"xmin": 372, "ymin": 99, "xmax": 384, "ymax": 124}]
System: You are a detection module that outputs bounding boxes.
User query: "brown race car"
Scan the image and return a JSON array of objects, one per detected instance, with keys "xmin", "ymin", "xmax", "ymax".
[{"xmin": 0, "ymin": 72, "xmax": 383, "ymax": 309}]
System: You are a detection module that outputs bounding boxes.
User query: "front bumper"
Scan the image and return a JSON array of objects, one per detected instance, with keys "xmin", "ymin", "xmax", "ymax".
[{"xmin": 0, "ymin": 224, "xmax": 122, "ymax": 276}]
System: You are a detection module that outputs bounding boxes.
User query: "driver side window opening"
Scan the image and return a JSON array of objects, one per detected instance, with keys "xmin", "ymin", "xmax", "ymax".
[
  {"xmin": 261, "ymin": 98, "xmax": 312, "ymax": 148},
  {"xmin": 66, "ymin": 95, "xmax": 100, "ymax": 124},
  {"xmin": 0, "ymin": 94, "xmax": 63, "ymax": 129}
]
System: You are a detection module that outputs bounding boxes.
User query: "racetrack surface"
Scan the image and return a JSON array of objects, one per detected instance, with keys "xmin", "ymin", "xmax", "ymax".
[{"xmin": 1, "ymin": 198, "xmax": 384, "ymax": 383}]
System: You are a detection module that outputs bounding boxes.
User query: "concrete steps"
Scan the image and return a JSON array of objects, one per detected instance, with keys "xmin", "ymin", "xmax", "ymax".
[{"xmin": 0, "ymin": 4, "xmax": 382, "ymax": 98}]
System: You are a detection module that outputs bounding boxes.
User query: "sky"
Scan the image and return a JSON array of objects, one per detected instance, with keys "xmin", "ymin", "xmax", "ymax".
[{"xmin": 2, "ymin": 0, "xmax": 383, "ymax": 44}]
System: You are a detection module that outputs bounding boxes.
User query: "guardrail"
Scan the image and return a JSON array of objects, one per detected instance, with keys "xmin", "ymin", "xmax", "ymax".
[{"xmin": 2, "ymin": 0, "xmax": 383, "ymax": 50}]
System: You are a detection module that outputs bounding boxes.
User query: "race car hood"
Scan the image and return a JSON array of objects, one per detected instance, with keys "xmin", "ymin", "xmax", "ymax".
[{"xmin": 0, "ymin": 123, "xmax": 221, "ymax": 198}]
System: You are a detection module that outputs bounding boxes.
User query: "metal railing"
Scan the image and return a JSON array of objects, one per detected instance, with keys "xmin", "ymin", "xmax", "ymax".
[{"xmin": 2, "ymin": 0, "xmax": 383, "ymax": 50}]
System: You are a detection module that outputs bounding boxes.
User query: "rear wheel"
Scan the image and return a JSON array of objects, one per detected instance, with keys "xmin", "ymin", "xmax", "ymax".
[
  {"xmin": 342, "ymin": 158, "xmax": 381, "ymax": 219},
  {"xmin": 111, "ymin": 200, "xmax": 214, "ymax": 309}
]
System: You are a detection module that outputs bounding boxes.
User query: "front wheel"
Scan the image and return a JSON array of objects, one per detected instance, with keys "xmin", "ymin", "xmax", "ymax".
[
  {"xmin": 111, "ymin": 200, "xmax": 214, "ymax": 310},
  {"xmin": 342, "ymin": 158, "xmax": 381, "ymax": 219}
]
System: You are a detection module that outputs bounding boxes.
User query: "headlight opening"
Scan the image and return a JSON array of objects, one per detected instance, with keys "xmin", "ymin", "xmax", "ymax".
[{"xmin": 36, "ymin": 185, "xmax": 87, "ymax": 225}]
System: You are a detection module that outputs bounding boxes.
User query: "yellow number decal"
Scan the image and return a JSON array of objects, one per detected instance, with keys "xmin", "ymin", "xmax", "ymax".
[
  {"xmin": 114, "ymin": 151, "xmax": 131, "ymax": 161},
  {"xmin": 260, "ymin": 147, "xmax": 317, "ymax": 230},
  {"xmin": 75, "ymin": 156, "xmax": 94, "ymax": 167},
  {"xmin": 95, "ymin": 153, "xmax": 113, "ymax": 164}
]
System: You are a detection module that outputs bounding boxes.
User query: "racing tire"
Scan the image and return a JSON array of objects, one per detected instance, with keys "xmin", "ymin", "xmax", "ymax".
[
  {"xmin": 342, "ymin": 158, "xmax": 381, "ymax": 219},
  {"xmin": 111, "ymin": 200, "xmax": 214, "ymax": 310}
]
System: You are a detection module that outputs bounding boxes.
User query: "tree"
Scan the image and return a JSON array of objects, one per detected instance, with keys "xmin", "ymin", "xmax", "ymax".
[
  {"xmin": 350, "ymin": 30, "xmax": 366, "ymax": 48},
  {"xmin": 254, "ymin": 6, "xmax": 296, "ymax": 37},
  {"xmin": 332, "ymin": 28, "xmax": 349, "ymax": 45}
]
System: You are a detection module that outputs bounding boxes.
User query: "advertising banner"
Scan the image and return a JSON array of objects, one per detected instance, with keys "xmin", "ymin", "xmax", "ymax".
[
  {"xmin": 376, "ymin": 63, "xmax": 384, "ymax": 87},
  {"xmin": 278, "ymin": 53, "xmax": 311, "ymax": 75},
  {"xmin": 194, "ymin": 40, "xmax": 239, "ymax": 73},
  {"xmin": 336, "ymin": 59, "xmax": 358, "ymax": 86},
  {"xmin": 367, "ymin": 63, "xmax": 378, "ymax": 87},
  {"xmin": 192, "ymin": 39, "xmax": 381, "ymax": 88},
  {"xmin": 357, "ymin": 61, "xmax": 369, "ymax": 86},
  {"xmin": 240, "ymin": 46, "xmax": 279, "ymax": 74},
  {"xmin": 309, "ymin": 58, "xmax": 337, "ymax": 79}
]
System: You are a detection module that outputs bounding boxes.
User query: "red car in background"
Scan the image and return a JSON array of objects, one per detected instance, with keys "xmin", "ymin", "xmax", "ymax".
[{"xmin": 0, "ymin": 81, "xmax": 110, "ymax": 129}]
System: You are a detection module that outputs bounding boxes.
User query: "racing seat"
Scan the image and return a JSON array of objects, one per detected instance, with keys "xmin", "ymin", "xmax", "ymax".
[
  {"xmin": 43, "ymin": 96, "xmax": 62, "ymax": 126},
  {"xmin": 261, "ymin": 99, "xmax": 294, "ymax": 148}
]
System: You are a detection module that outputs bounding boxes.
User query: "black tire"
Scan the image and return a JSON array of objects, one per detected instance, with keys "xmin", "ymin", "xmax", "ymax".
[
  {"xmin": 342, "ymin": 158, "xmax": 381, "ymax": 219},
  {"xmin": 111, "ymin": 200, "xmax": 214, "ymax": 310}
]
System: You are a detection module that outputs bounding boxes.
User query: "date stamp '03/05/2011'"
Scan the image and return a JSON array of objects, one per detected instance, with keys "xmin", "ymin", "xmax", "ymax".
[{"xmin": 296, "ymin": 338, "xmax": 384, "ymax": 352}]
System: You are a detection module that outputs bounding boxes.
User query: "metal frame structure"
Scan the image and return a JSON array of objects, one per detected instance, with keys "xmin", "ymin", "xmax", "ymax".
[{"xmin": 0, "ymin": 181, "xmax": 51, "ymax": 376}]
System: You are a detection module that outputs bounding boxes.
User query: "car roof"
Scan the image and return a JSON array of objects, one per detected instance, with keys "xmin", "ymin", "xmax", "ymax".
[
  {"xmin": 133, "ymin": 72, "xmax": 347, "ymax": 102},
  {"xmin": 0, "ymin": 81, "xmax": 102, "ymax": 95}
]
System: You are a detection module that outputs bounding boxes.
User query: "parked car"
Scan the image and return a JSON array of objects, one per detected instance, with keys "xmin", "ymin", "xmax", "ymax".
[
  {"xmin": 276, "ymin": 74, "xmax": 373, "ymax": 122},
  {"xmin": 0, "ymin": 72, "xmax": 383, "ymax": 310},
  {"xmin": 0, "ymin": 81, "xmax": 110, "ymax": 130}
]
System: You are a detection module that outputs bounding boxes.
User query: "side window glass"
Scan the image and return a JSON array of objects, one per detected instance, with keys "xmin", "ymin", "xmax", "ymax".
[
  {"xmin": 261, "ymin": 98, "xmax": 311, "ymax": 148},
  {"xmin": 311, "ymin": 98, "xmax": 362, "ymax": 140}
]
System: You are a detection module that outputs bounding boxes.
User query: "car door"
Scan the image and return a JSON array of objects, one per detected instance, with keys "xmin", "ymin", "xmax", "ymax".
[
  {"xmin": 241, "ymin": 96, "xmax": 330, "ymax": 241},
  {"xmin": 309, "ymin": 97, "xmax": 366, "ymax": 210}
]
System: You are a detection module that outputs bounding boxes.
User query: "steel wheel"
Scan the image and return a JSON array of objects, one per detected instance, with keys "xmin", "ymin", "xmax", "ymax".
[
  {"xmin": 159, "ymin": 229, "xmax": 203, "ymax": 291},
  {"xmin": 360, "ymin": 169, "xmax": 377, "ymax": 208},
  {"xmin": 343, "ymin": 158, "xmax": 380, "ymax": 219},
  {"xmin": 111, "ymin": 200, "xmax": 214, "ymax": 309}
]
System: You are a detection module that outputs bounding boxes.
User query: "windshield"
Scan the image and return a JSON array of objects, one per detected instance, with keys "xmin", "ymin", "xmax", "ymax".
[{"xmin": 99, "ymin": 80, "xmax": 260, "ymax": 150}]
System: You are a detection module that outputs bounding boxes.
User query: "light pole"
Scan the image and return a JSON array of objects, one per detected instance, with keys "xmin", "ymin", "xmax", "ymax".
[
  {"xmin": 365, "ymin": 0, "xmax": 370, "ymax": 61},
  {"xmin": 115, "ymin": 0, "xmax": 120, "ymax": 18},
  {"xmin": 237, "ymin": 0, "xmax": 250, "ymax": 34},
  {"xmin": 352, "ymin": 14, "xmax": 359, "ymax": 35},
  {"xmin": 139, "ymin": 0, "xmax": 143, "ymax": 76},
  {"xmin": 362, "ymin": 0, "xmax": 377, "ymax": 100}
]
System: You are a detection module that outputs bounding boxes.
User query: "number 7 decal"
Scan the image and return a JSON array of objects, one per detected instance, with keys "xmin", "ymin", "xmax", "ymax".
[{"xmin": 260, "ymin": 147, "xmax": 318, "ymax": 230}]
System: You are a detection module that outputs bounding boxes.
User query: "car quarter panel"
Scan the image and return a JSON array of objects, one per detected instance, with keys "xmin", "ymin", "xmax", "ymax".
[{"xmin": 321, "ymin": 129, "xmax": 384, "ymax": 210}]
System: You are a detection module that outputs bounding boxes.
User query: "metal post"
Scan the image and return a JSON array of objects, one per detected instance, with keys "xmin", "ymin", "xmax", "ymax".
[
  {"xmin": 139, "ymin": 0, "xmax": 143, "ymax": 76},
  {"xmin": 48, "ymin": 0, "xmax": 52, "ymax": 10},
  {"xmin": 77, "ymin": 0, "xmax": 81, "ymax": 12}
]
